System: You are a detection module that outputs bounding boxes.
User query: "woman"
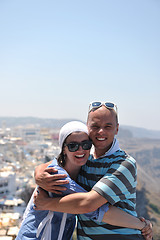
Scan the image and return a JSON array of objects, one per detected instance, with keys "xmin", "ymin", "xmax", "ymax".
[{"xmin": 16, "ymin": 121, "xmax": 151, "ymax": 240}]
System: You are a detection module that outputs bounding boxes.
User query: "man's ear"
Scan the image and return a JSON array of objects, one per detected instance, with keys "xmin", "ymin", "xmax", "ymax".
[{"xmin": 115, "ymin": 123, "xmax": 119, "ymax": 135}]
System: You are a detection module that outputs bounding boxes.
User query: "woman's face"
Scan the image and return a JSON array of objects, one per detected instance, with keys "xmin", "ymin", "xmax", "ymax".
[{"xmin": 64, "ymin": 132, "xmax": 91, "ymax": 168}]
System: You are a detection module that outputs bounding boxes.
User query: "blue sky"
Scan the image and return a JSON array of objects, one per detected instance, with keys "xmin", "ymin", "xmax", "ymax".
[{"xmin": 0, "ymin": 0, "xmax": 160, "ymax": 130}]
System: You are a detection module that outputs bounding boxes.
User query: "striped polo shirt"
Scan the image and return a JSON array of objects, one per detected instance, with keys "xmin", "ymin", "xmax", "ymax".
[{"xmin": 77, "ymin": 149, "xmax": 144, "ymax": 240}]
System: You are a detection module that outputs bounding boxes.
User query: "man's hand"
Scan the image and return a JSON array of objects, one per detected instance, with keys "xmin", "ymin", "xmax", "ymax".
[
  {"xmin": 35, "ymin": 164, "xmax": 69, "ymax": 194},
  {"xmin": 33, "ymin": 187, "xmax": 51, "ymax": 210},
  {"xmin": 140, "ymin": 217, "xmax": 153, "ymax": 240}
]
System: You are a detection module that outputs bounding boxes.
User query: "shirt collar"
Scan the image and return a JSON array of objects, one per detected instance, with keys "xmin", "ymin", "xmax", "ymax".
[{"xmin": 90, "ymin": 137, "xmax": 120, "ymax": 158}]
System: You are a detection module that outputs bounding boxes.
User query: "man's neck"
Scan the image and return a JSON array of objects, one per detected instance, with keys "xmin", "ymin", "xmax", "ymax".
[
  {"xmin": 94, "ymin": 144, "xmax": 112, "ymax": 159},
  {"xmin": 93, "ymin": 138, "xmax": 119, "ymax": 159}
]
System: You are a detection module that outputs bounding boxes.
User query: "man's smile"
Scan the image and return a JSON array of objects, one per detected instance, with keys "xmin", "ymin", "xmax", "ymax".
[{"xmin": 96, "ymin": 137, "xmax": 106, "ymax": 141}]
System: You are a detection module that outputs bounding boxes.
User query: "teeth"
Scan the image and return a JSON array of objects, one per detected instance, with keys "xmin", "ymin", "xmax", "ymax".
[
  {"xmin": 75, "ymin": 154, "xmax": 85, "ymax": 158},
  {"xmin": 97, "ymin": 138, "xmax": 105, "ymax": 141}
]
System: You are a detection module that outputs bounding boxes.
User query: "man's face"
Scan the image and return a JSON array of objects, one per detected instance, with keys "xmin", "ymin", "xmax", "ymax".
[{"xmin": 87, "ymin": 106, "xmax": 119, "ymax": 156}]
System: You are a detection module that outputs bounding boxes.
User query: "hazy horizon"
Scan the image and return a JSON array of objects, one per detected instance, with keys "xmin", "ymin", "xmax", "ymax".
[{"xmin": 0, "ymin": 115, "xmax": 160, "ymax": 132}]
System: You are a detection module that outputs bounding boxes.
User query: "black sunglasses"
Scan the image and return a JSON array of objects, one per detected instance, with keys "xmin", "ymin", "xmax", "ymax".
[{"xmin": 64, "ymin": 140, "xmax": 92, "ymax": 152}]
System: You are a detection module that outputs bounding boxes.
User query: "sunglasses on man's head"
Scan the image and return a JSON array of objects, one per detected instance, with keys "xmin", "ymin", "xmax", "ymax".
[
  {"xmin": 64, "ymin": 140, "xmax": 92, "ymax": 152},
  {"xmin": 88, "ymin": 101, "xmax": 117, "ymax": 113}
]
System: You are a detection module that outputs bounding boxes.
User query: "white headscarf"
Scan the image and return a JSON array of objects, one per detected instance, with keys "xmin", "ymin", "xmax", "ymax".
[{"xmin": 59, "ymin": 121, "xmax": 88, "ymax": 149}]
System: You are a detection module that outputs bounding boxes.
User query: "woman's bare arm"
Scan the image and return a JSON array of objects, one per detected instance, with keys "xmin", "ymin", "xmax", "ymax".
[
  {"xmin": 102, "ymin": 206, "xmax": 152, "ymax": 239},
  {"xmin": 103, "ymin": 205, "xmax": 144, "ymax": 229}
]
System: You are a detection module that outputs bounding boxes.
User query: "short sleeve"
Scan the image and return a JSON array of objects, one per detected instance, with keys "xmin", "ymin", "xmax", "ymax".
[{"xmin": 92, "ymin": 158, "xmax": 137, "ymax": 205}]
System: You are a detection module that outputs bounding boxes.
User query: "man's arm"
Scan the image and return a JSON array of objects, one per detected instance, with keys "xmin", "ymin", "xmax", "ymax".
[
  {"xmin": 34, "ymin": 187, "xmax": 107, "ymax": 214},
  {"xmin": 34, "ymin": 162, "xmax": 69, "ymax": 194},
  {"xmin": 34, "ymin": 188, "xmax": 152, "ymax": 239}
]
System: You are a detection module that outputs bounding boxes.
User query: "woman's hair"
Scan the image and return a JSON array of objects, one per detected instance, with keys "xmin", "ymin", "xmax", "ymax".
[{"xmin": 57, "ymin": 144, "xmax": 66, "ymax": 167}]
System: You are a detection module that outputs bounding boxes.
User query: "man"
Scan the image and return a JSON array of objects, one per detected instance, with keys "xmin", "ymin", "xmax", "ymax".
[{"xmin": 34, "ymin": 102, "xmax": 152, "ymax": 239}]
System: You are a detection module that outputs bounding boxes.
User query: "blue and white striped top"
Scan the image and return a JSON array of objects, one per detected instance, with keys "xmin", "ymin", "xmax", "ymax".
[
  {"xmin": 16, "ymin": 158, "xmax": 108, "ymax": 240},
  {"xmin": 77, "ymin": 147, "xmax": 144, "ymax": 240}
]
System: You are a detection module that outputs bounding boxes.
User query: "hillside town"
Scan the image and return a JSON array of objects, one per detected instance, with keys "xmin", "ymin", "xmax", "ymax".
[{"xmin": 0, "ymin": 122, "xmax": 60, "ymax": 239}]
